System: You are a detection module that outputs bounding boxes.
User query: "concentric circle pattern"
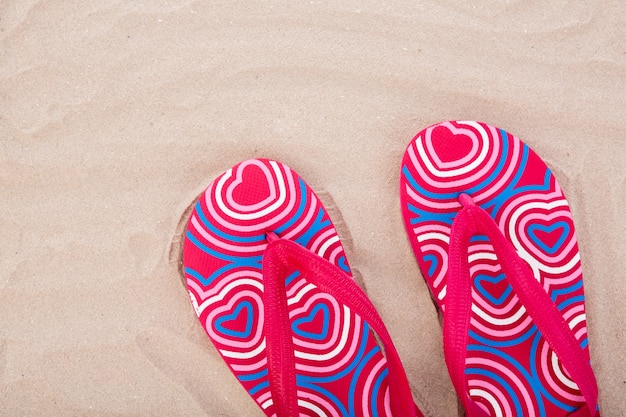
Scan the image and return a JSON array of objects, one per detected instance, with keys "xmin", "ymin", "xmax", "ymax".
[
  {"xmin": 183, "ymin": 159, "xmax": 391, "ymax": 417},
  {"xmin": 400, "ymin": 121, "xmax": 592, "ymax": 417}
]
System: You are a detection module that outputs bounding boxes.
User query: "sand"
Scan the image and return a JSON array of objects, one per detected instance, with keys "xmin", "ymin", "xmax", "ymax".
[{"xmin": 1, "ymin": 1, "xmax": 625, "ymax": 416}]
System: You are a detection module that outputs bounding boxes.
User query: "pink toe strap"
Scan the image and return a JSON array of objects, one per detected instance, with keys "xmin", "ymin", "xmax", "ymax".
[
  {"xmin": 262, "ymin": 236, "xmax": 423, "ymax": 417},
  {"xmin": 445, "ymin": 196, "xmax": 598, "ymax": 417}
]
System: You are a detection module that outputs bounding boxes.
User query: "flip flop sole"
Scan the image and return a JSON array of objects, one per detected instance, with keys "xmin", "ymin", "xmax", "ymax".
[
  {"xmin": 183, "ymin": 159, "xmax": 392, "ymax": 417},
  {"xmin": 400, "ymin": 121, "xmax": 593, "ymax": 417}
]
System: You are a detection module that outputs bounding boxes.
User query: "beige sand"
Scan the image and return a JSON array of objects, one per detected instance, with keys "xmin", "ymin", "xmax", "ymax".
[{"xmin": 1, "ymin": 1, "xmax": 625, "ymax": 416}]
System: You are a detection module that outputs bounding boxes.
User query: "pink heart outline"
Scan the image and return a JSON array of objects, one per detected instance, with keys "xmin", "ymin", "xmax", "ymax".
[
  {"xmin": 206, "ymin": 289, "xmax": 264, "ymax": 349},
  {"xmin": 225, "ymin": 159, "xmax": 277, "ymax": 213},
  {"xmin": 518, "ymin": 209, "xmax": 576, "ymax": 263},
  {"xmin": 424, "ymin": 122, "xmax": 480, "ymax": 170}
]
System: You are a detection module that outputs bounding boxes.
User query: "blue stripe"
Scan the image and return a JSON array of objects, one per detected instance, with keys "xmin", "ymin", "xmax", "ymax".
[
  {"xmin": 423, "ymin": 254, "xmax": 438, "ymax": 277},
  {"xmin": 348, "ymin": 346, "xmax": 381, "ymax": 417},
  {"xmin": 195, "ymin": 201, "xmax": 264, "ymax": 243},
  {"xmin": 238, "ymin": 368, "xmax": 268, "ymax": 382},
  {"xmin": 466, "ymin": 367, "xmax": 525, "ymax": 416},
  {"xmin": 185, "ymin": 231, "xmax": 262, "ymax": 264},
  {"xmin": 371, "ymin": 368, "xmax": 388, "ymax": 417},
  {"xmin": 285, "ymin": 271, "xmax": 300, "ymax": 286},
  {"xmin": 249, "ymin": 380, "xmax": 269, "ymax": 395},
  {"xmin": 184, "ymin": 267, "xmax": 207, "ymax": 284},
  {"xmin": 295, "ymin": 208, "xmax": 331, "ymax": 247},
  {"xmin": 469, "ymin": 325, "xmax": 537, "ymax": 347},
  {"xmin": 338, "ymin": 256, "xmax": 351, "ymax": 273},
  {"xmin": 297, "ymin": 379, "xmax": 349, "ymax": 416},
  {"xmin": 556, "ymin": 294, "xmax": 589, "ymax": 349},
  {"xmin": 469, "ymin": 234, "xmax": 489, "ymax": 242},
  {"xmin": 296, "ymin": 322, "xmax": 371, "ymax": 384},
  {"xmin": 185, "ymin": 231, "xmax": 261, "ymax": 285},
  {"xmin": 557, "ymin": 295, "xmax": 585, "ymax": 312},
  {"xmin": 550, "ymin": 280, "xmax": 583, "ymax": 303},
  {"xmin": 275, "ymin": 178, "xmax": 309, "ymax": 234},
  {"xmin": 530, "ymin": 332, "xmax": 578, "ymax": 412},
  {"xmin": 468, "ymin": 344, "xmax": 546, "ymax": 417},
  {"xmin": 407, "ymin": 202, "xmax": 456, "ymax": 225},
  {"xmin": 488, "ymin": 150, "xmax": 554, "ymax": 217}
]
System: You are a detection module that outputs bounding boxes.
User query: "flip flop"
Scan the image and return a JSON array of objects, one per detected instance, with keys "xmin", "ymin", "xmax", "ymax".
[
  {"xmin": 399, "ymin": 121, "xmax": 599, "ymax": 417},
  {"xmin": 183, "ymin": 158, "xmax": 422, "ymax": 417}
]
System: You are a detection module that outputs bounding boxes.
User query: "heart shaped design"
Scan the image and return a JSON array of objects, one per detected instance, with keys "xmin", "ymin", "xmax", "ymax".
[
  {"xmin": 292, "ymin": 303, "xmax": 330, "ymax": 341},
  {"xmin": 225, "ymin": 160, "xmax": 277, "ymax": 212},
  {"xmin": 510, "ymin": 199, "xmax": 578, "ymax": 268},
  {"xmin": 527, "ymin": 221, "xmax": 570, "ymax": 255},
  {"xmin": 474, "ymin": 273, "xmax": 512, "ymax": 306},
  {"xmin": 214, "ymin": 300, "xmax": 254, "ymax": 339},
  {"xmin": 425, "ymin": 123, "xmax": 480, "ymax": 170}
]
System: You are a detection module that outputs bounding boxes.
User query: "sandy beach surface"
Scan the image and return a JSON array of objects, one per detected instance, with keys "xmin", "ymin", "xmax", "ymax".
[{"xmin": 1, "ymin": 1, "xmax": 625, "ymax": 416}]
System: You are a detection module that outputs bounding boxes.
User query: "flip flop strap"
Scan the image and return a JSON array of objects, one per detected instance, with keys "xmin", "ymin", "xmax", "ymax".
[
  {"xmin": 445, "ymin": 195, "xmax": 598, "ymax": 417},
  {"xmin": 261, "ymin": 235, "xmax": 423, "ymax": 417}
]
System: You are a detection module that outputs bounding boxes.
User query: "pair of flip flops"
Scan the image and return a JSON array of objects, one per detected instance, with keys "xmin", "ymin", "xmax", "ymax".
[{"xmin": 182, "ymin": 121, "xmax": 599, "ymax": 417}]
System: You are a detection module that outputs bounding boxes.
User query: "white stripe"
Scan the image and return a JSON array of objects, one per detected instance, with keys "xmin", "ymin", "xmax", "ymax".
[
  {"xmin": 417, "ymin": 232, "xmax": 450, "ymax": 244},
  {"xmin": 318, "ymin": 235, "xmax": 340, "ymax": 258},
  {"xmin": 220, "ymin": 339, "xmax": 266, "ymax": 359},
  {"xmin": 295, "ymin": 306, "xmax": 351, "ymax": 361},
  {"xmin": 469, "ymin": 389, "xmax": 503, "ymax": 417},
  {"xmin": 214, "ymin": 161, "xmax": 287, "ymax": 220},
  {"xmin": 471, "ymin": 304, "xmax": 527, "ymax": 326},
  {"xmin": 551, "ymin": 351, "xmax": 579, "ymax": 390}
]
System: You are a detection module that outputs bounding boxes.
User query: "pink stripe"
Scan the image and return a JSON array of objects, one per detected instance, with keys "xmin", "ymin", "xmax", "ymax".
[
  {"xmin": 286, "ymin": 276, "xmax": 308, "ymax": 298},
  {"xmin": 190, "ymin": 214, "xmax": 267, "ymax": 253},
  {"xmin": 327, "ymin": 246, "xmax": 343, "ymax": 266},
  {"xmin": 206, "ymin": 290, "xmax": 264, "ymax": 349},
  {"xmin": 310, "ymin": 228, "xmax": 337, "ymax": 253},
  {"xmin": 291, "ymin": 294, "xmax": 341, "ymax": 350},
  {"xmin": 469, "ymin": 378, "xmax": 513, "ymax": 417},
  {"xmin": 470, "ymin": 314, "xmax": 534, "ymax": 338},
  {"xmin": 424, "ymin": 122, "xmax": 480, "ymax": 170},
  {"xmin": 518, "ymin": 209, "xmax": 577, "ymax": 263},
  {"xmin": 544, "ymin": 266, "xmax": 582, "ymax": 288},
  {"xmin": 468, "ymin": 243, "xmax": 496, "ymax": 253},
  {"xmin": 232, "ymin": 356, "xmax": 268, "ymax": 372},
  {"xmin": 471, "ymin": 291, "xmax": 522, "ymax": 317},
  {"xmin": 540, "ymin": 342, "xmax": 586, "ymax": 402},
  {"xmin": 383, "ymin": 385, "xmax": 391, "ymax": 416},
  {"xmin": 497, "ymin": 190, "xmax": 565, "ymax": 232},
  {"xmin": 282, "ymin": 193, "xmax": 318, "ymax": 240},
  {"xmin": 361, "ymin": 356, "xmax": 388, "ymax": 417},
  {"xmin": 295, "ymin": 314, "xmax": 361, "ymax": 374},
  {"xmin": 575, "ymin": 327, "xmax": 588, "ymax": 342},
  {"xmin": 298, "ymin": 390, "xmax": 341, "ymax": 417},
  {"xmin": 413, "ymin": 223, "xmax": 452, "ymax": 235},
  {"xmin": 562, "ymin": 304, "xmax": 585, "ymax": 321},
  {"xmin": 410, "ymin": 124, "xmax": 501, "ymax": 188},
  {"xmin": 466, "ymin": 357, "xmax": 536, "ymax": 417},
  {"xmin": 187, "ymin": 269, "xmax": 262, "ymax": 300},
  {"xmin": 206, "ymin": 164, "xmax": 298, "ymax": 232},
  {"xmin": 255, "ymin": 389, "xmax": 272, "ymax": 405},
  {"xmin": 421, "ymin": 243, "xmax": 448, "ymax": 288},
  {"xmin": 405, "ymin": 181, "xmax": 459, "ymax": 210}
]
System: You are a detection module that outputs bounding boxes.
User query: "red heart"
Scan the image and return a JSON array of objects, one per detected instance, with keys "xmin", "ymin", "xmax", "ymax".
[
  {"xmin": 430, "ymin": 125, "xmax": 475, "ymax": 165},
  {"xmin": 225, "ymin": 160, "xmax": 277, "ymax": 212},
  {"xmin": 233, "ymin": 164, "xmax": 269, "ymax": 206},
  {"xmin": 292, "ymin": 303, "xmax": 330, "ymax": 341}
]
